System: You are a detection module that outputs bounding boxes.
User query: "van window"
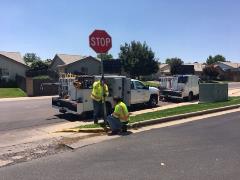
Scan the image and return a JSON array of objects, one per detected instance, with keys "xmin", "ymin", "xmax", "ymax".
[{"xmin": 178, "ymin": 76, "xmax": 188, "ymax": 83}]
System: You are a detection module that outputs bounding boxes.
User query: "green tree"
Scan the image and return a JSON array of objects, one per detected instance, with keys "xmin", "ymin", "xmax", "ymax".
[
  {"xmin": 203, "ymin": 65, "xmax": 219, "ymax": 80},
  {"xmin": 206, "ymin": 55, "xmax": 226, "ymax": 65},
  {"xmin": 30, "ymin": 61, "xmax": 48, "ymax": 71},
  {"xmin": 97, "ymin": 53, "xmax": 113, "ymax": 60},
  {"xmin": 23, "ymin": 53, "xmax": 41, "ymax": 66},
  {"xmin": 165, "ymin": 58, "xmax": 184, "ymax": 75},
  {"xmin": 119, "ymin": 41, "xmax": 159, "ymax": 78}
]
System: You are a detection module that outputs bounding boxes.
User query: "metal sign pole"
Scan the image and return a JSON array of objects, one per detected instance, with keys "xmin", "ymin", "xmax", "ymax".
[{"xmin": 100, "ymin": 53, "xmax": 107, "ymax": 122}]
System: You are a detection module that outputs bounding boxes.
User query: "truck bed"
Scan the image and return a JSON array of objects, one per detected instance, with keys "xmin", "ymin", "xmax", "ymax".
[{"xmin": 52, "ymin": 97, "xmax": 77, "ymax": 112}]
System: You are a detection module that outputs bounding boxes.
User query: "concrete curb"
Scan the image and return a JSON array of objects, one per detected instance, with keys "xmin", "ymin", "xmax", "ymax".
[
  {"xmin": 65, "ymin": 104, "xmax": 240, "ymax": 133},
  {"xmin": 130, "ymin": 104, "xmax": 240, "ymax": 128},
  {"xmin": 56, "ymin": 128, "xmax": 108, "ymax": 134}
]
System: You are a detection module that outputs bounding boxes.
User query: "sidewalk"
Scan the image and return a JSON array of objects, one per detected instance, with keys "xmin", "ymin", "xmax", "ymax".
[
  {"xmin": 229, "ymin": 89, "xmax": 240, "ymax": 97},
  {"xmin": 0, "ymin": 95, "xmax": 57, "ymax": 102},
  {"xmin": 0, "ymin": 121, "xmax": 92, "ymax": 156}
]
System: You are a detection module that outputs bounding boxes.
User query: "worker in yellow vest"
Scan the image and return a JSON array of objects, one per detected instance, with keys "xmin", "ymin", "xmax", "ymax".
[
  {"xmin": 91, "ymin": 77, "xmax": 109, "ymax": 124},
  {"xmin": 106, "ymin": 96, "xmax": 129, "ymax": 135}
]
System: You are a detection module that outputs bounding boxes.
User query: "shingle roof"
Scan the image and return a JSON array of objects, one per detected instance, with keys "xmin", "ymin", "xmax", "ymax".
[
  {"xmin": 186, "ymin": 63, "xmax": 206, "ymax": 72},
  {"xmin": 0, "ymin": 51, "xmax": 26, "ymax": 65},
  {"xmin": 218, "ymin": 62, "xmax": 240, "ymax": 69},
  {"xmin": 56, "ymin": 54, "xmax": 85, "ymax": 65}
]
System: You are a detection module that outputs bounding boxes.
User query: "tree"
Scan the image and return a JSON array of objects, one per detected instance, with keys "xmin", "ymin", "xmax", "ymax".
[
  {"xmin": 97, "ymin": 53, "xmax": 113, "ymax": 60},
  {"xmin": 206, "ymin": 55, "xmax": 226, "ymax": 65},
  {"xmin": 203, "ymin": 65, "xmax": 219, "ymax": 80},
  {"xmin": 119, "ymin": 41, "xmax": 159, "ymax": 78},
  {"xmin": 44, "ymin": 59, "xmax": 53, "ymax": 67},
  {"xmin": 29, "ymin": 61, "xmax": 48, "ymax": 71},
  {"xmin": 23, "ymin": 53, "xmax": 41, "ymax": 66},
  {"xmin": 165, "ymin": 58, "xmax": 184, "ymax": 75}
]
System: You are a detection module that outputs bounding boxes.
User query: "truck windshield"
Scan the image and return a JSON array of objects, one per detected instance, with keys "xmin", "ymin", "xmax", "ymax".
[{"xmin": 178, "ymin": 76, "xmax": 188, "ymax": 83}]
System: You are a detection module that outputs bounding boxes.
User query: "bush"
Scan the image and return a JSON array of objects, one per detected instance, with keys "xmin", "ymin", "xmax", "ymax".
[{"xmin": 0, "ymin": 78, "xmax": 17, "ymax": 88}]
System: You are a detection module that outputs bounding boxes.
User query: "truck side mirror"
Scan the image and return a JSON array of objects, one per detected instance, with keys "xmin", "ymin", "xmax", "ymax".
[{"xmin": 145, "ymin": 85, "xmax": 149, "ymax": 90}]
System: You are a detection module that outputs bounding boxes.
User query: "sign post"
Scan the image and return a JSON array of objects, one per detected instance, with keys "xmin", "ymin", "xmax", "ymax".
[{"xmin": 89, "ymin": 30, "xmax": 112, "ymax": 121}]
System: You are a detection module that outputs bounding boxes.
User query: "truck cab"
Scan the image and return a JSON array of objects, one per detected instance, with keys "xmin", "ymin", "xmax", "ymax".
[{"xmin": 130, "ymin": 79, "xmax": 159, "ymax": 107}]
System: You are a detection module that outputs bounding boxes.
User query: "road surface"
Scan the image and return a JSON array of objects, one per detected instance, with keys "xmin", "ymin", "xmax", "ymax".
[
  {"xmin": 0, "ymin": 98, "xmax": 64, "ymax": 132},
  {"xmin": 0, "ymin": 98, "xmax": 171, "ymax": 132},
  {"xmin": 1, "ymin": 111, "xmax": 239, "ymax": 180}
]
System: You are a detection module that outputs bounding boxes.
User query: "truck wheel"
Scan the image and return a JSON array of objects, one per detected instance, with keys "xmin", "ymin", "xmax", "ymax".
[
  {"xmin": 188, "ymin": 92, "xmax": 193, "ymax": 101},
  {"xmin": 149, "ymin": 95, "xmax": 158, "ymax": 107}
]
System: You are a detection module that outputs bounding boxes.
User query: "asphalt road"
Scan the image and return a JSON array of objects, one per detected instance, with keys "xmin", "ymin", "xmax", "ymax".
[
  {"xmin": 1, "ymin": 111, "xmax": 240, "ymax": 180},
  {"xmin": 0, "ymin": 98, "xmax": 171, "ymax": 132},
  {"xmin": 0, "ymin": 98, "xmax": 65, "ymax": 132}
]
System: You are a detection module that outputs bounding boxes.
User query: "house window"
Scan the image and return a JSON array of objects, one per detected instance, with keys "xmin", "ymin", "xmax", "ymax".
[{"xmin": 0, "ymin": 68, "xmax": 9, "ymax": 77}]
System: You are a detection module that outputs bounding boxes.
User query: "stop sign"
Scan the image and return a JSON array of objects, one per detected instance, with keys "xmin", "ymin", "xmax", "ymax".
[{"xmin": 89, "ymin": 30, "xmax": 112, "ymax": 54}]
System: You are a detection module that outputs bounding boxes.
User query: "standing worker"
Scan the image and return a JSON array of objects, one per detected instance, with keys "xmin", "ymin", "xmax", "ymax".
[
  {"xmin": 91, "ymin": 77, "xmax": 109, "ymax": 124},
  {"xmin": 106, "ymin": 96, "xmax": 129, "ymax": 135}
]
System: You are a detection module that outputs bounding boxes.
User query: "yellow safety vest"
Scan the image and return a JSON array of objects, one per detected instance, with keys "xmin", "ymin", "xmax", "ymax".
[
  {"xmin": 113, "ymin": 102, "xmax": 129, "ymax": 122},
  {"xmin": 91, "ymin": 80, "xmax": 109, "ymax": 102}
]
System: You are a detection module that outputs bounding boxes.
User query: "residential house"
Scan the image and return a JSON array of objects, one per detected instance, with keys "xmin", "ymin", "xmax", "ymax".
[
  {"xmin": 214, "ymin": 61, "xmax": 240, "ymax": 71},
  {"xmin": 157, "ymin": 63, "xmax": 204, "ymax": 76},
  {"xmin": 0, "ymin": 51, "xmax": 28, "ymax": 80},
  {"xmin": 214, "ymin": 61, "xmax": 240, "ymax": 81},
  {"xmin": 185, "ymin": 63, "xmax": 206, "ymax": 77},
  {"xmin": 158, "ymin": 64, "xmax": 171, "ymax": 76},
  {"xmin": 50, "ymin": 54, "xmax": 101, "ymax": 75}
]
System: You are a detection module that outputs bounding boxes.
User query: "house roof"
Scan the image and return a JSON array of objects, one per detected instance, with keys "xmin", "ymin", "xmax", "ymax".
[
  {"xmin": 186, "ymin": 63, "xmax": 206, "ymax": 72},
  {"xmin": 159, "ymin": 64, "xmax": 170, "ymax": 70},
  {"xmin": 158, "ymin": 64, "xmax": 170, "ymax": 73},
  {"xmin": 56, "ymin": 54, "xmax": 85, "ymax": 65},
  {"xmin": 0, "ymin": 51, "xmax": 26, "ymax": 66},
  {"xmin": 216, "ymin": 61, "xmax": 240, "ymax": 69},
  {"xmin": 55, "ymin": 54, "xmax": 100, "ymax": 65}
]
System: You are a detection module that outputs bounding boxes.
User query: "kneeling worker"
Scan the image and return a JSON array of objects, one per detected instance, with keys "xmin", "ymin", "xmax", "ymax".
[{"xmin": 106, "ymin": 96, "xmax": 129, "ymax": 135}]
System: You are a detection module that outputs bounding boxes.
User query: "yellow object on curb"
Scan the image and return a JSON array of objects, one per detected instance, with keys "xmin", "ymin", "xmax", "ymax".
[{"xmin": 55, "ymin": 127, "xmax": 108, "ymax": 133}]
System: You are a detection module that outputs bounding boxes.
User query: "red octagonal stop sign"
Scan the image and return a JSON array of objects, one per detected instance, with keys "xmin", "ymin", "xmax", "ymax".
[{"xmin": 89, "ymin": 30, "xmax": 112, "ymax": 54}]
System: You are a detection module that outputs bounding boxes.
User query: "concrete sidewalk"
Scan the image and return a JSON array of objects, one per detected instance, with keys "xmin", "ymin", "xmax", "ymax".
[
  {"xmin": 0, "ymin": 95, "xmax": 57, "ymax": 102},
  {"xmin": 229, "ymin": 89, "xmax": 240, "ymax": 97}
]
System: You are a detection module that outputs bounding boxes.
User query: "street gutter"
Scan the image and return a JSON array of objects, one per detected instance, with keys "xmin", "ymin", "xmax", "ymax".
[{"xmin": 74, "ymin": 104, "xmax": 240, "ymax": 133}]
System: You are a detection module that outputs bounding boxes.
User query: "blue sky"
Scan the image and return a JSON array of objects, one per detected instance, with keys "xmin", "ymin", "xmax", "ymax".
[{"xmin": 0, "ymin": 0, "xmax": 240, "ymax": 63}]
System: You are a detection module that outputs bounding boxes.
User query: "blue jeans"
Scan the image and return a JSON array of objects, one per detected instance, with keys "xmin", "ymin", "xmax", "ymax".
[
  {"xmin": 93, "ymin": 100, "xmax": 102, "ymax": 123},
  {"xmin": 106, "ymin": 115, "xmax": 123, "ymax": 132}
]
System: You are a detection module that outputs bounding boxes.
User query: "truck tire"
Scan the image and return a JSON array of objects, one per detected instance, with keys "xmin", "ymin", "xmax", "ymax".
[
  {"xmin": 149, "ymin": 95, "xmax": 158, "ymax": 107},
  {"xmin": 188, "ymin": 92, "xmax": 193, "ymax": 101}
]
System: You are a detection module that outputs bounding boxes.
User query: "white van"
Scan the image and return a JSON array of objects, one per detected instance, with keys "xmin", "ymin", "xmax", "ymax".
[{"xmin": 159, "ymin": 75, "xmax": 199, "ymax": 101}]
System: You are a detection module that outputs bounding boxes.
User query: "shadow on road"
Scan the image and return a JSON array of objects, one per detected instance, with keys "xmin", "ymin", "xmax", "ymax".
[{"xmin": 47, "ymin": 113, "xmax": 93, "ymax": 122}]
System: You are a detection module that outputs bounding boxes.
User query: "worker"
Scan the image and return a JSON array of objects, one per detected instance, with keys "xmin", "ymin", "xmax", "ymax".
[
  {"xmin": 106, "ymin": 96, "xmax": 129, "ymax": 135},
  {"xmin": 91, "ymin": 77, "xmax": 109, "ymax": 124}
]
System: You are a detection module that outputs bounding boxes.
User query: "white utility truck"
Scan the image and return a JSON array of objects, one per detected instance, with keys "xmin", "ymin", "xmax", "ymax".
[
  {"xmin": 52, "ymin": 74, "xmax": 159, "ymax": 115},
  {"xmin": 159, "ymin": 75, "xmax": 199, "ymax": 101}
]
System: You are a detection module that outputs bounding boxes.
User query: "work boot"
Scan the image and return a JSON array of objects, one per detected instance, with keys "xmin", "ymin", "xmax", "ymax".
[
  {"xmin": 107, "ymin": 130, "xmax": 120, "ymax": 136},
  {"xmin": 121, "ymin": 122, "xmax": 128, "ymax": 133}
]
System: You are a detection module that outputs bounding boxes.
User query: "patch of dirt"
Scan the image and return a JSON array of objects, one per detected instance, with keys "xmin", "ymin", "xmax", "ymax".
[{"xmin": 0, "ymin": 141, "xmax": 72, "ymax": 168}]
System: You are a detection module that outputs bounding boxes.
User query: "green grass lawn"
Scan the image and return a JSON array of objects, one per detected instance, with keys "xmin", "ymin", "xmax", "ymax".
[
  {"xmin": 143, "ymin": 81, "xmax": 160, "ymax": 87},
  {"xmin": 77, "ymin": 97, "xmax": 240, "ymax": 129},
  {"xmin": 0, "ymin": 88, "xmax": 27, "ymax": 98}
]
